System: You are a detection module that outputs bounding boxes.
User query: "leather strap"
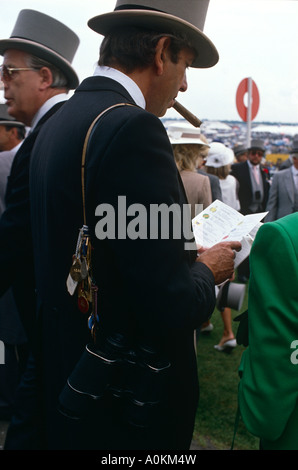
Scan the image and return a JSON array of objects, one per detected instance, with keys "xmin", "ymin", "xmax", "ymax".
[{"xmin": 81, "ymin": 102, "xmax": 137, "ymax": 225}]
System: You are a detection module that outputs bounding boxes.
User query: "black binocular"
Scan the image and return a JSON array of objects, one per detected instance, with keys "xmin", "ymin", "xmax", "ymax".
[{"xmin": 58, "ymin": 334, "xmax": 171, "ymax": 428}]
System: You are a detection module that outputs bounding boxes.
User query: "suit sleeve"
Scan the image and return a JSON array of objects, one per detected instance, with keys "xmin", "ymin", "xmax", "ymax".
[
  {"xmin": 0, "ymin": 142, "xmax": 33, "ymax": 295},
  {"xmin": 90, "ymin": 109, "xmax": 216, "ymax": 337},
  {"xmin": 238, "ymin": 219, "xmax": 298, "ymax": 441}
]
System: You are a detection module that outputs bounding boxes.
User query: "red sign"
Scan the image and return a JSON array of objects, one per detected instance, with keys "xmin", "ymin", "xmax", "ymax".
[{"xmin": 236, "ymin": 78, "xmax": 260, "ymax": 122}]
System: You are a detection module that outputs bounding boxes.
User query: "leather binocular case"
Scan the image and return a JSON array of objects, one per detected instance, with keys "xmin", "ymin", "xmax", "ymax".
[{"xmin": 58, "ymin": 336, "xmax": 171, "ymax": 428}]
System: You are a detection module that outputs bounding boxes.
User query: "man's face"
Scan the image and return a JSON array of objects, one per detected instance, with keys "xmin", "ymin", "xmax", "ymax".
[
  {"xmin": 248, "ymin": 148, "xmax": 264, "ymax": 166},
  {"xmin": 148, "ymin": 46, "xmax": 195, "ymax": 117},
  {"xmin": 293, "ymin": 155, "xmax": 298, "ymax": 169},
  {"xmin": 236, "ymin": 152, "xmax": 247, "ymax": 163},
  {"xmin": 1, "ymin": 49, "xmax": 43, "ymax": 126}
]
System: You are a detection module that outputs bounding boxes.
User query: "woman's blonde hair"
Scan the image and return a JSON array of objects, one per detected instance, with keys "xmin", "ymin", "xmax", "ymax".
[
  {"xmin": 172, "ymin": 138, "xmax": 210, "ymax": 171},
  {"xmin": 172, "ymin": 144, "xmax": 200, "ymax": 171},
  {"xmin": 205, "ymin": 165, "xmax": 231, "ymax": 179}
]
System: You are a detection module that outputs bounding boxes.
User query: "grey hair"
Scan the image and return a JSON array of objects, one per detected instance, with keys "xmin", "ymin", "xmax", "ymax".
[{"xmin": 25, "ymin": 53, "xmax": 69, "ymax": 89}]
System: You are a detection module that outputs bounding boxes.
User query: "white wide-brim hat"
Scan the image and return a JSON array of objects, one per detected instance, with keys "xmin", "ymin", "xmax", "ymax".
[
  {"xmin": 88, "ymin": 0, "xmax": 219, "ymax": 68},
  {"xmin": 0, "ymin": 9, "xmax": 80, "ymax": 89},
  {"xmin": 167, "ymin": 123, "xmax": 210, "ymax": 146},
  {"xmin": 205, "ymin": 142, "xmax": 234, "ymax": 168}
]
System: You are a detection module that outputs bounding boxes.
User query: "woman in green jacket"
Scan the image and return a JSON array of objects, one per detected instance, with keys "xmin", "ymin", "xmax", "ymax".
[{"xmin": 238, "ymin": 212, "xmax": 298, "ymax": 450}]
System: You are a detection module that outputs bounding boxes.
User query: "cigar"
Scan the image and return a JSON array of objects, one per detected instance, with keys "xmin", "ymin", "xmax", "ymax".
[{"xmin": 173, "ymin": 100, "xmax": 202, "ymax": 128}]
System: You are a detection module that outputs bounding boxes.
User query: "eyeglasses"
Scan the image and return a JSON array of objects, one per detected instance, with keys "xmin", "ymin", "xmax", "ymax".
[
  {"xmin": 0, "ymin": 64, "xmax": 38, "ymax": 82},
  {"xmin": 250, "ymin": 150, "xmax": 264, "ymax": 157}
]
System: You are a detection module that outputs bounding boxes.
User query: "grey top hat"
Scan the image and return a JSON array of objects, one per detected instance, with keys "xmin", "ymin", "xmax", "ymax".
[
  {"xmin": 0, "ymin": 9, "xmax": 79, "ymax": 89},
  {"xmin": 248, "ymin": 139, "xmax": 265, "ymax": 152},
  {"xmin": 290, "ymin": 140, "xmax": 298, "ymax": 154},
  {"xmin": 233, "ymin": 143, "xmax": 247, "ymax": 156},
  {"xmin": 88, "ymin": 0, "xmax": 219, "ymax": 68},
  {"xmin": 0, "ymin": 103, "xmax": 25, "ymax": 127}
]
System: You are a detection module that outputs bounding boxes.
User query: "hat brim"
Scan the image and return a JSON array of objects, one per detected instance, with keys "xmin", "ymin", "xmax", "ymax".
[
  {"xmin": 0, "ymin": 38, "xmax": 79, "ymax": 89},
  {"xmin": 88, "ymin": 10, "xmax": 219, "ymax": 68},
  {"xmin": 0, "ymin": 119, "xmax": 25, "ymax": 127},
  {"xmin": 170, "ymin": 137, "xmax": 210, "ymax": 146},
  {"xmin": 248, "ymin": 146, "xmax": 265, "ymax": 152}
]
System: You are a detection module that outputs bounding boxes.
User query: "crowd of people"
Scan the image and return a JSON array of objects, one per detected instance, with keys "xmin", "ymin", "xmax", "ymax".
[{"xmin": 0, "ymin": 0, "xmax": 297, "ymax": 452}]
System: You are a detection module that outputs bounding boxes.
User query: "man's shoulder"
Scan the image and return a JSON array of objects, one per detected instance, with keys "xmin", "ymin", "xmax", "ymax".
[
  {"xmin": 271, "ymin": 167, "xmax": 292, "ymax": 182},
  {"xmin": 198, "ymin": 170, "xmax": 219, "ymax": 182},
  {"xmin": 231, "ymin": 161, "xmax": 248, "ymax": 170},
  {"xmin": 231, "ymin": 161, "xmax": 248, "ymax": 178}
]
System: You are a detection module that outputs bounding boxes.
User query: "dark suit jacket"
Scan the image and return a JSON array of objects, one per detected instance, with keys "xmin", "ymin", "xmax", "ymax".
[
  {"xmin": 0, "ymin": 102, "xmax": 65, "ymax": 348},
  {"xmin": 0, "ymin": 149, "xmax": 26, "ymax": 345},
  {"xmin": 30, "ymin": 76, "xmax": 216, "ymax": 450},
  {"xmin": 197, "ymin": 169, "xmax": 222, "ymax": 201},
  {"xmin": 231, "ymin": 160, "xmax": 270, "ymax": 215}
]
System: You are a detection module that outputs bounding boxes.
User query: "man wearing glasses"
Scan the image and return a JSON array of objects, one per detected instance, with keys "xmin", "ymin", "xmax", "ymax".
[
  {"xmin": 0, "ymin": 9, "xmax": 79, "ymax": 449},
  {"xmin": 231, "ymin": 139, "xmax": 270, "ymax": 281}
]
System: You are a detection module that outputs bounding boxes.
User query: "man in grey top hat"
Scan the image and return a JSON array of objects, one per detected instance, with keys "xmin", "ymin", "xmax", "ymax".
[
  {"xmin": 0, "ymin": 9, "xmax": 79, "ymax": 449},
  {"xmin": 30, "ymin": 0, "xmax": 240, "ymax": 450},
  {"xmin": 0, "ymin": 103, "xmax": 27, "ymax": 421},
  {"xmin": 231, "ymin": 139, "xmax": 270, "ymax": 216},
  {"xmin": 233, "ymin": 143, "xmax": 248, "ymax": 163},
  {"xmin": 265, "ymin": 139, "xmax": 298, "ymax": 221}
]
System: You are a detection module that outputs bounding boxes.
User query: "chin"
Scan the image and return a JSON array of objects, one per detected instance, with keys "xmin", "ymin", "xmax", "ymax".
[
  {"xmin": 158, "ymin": 109, "xmax": 167, "ymax": 118},
  {"xmin": 6, "ymin": 105, "xmax": 16, "ymax": 118}
]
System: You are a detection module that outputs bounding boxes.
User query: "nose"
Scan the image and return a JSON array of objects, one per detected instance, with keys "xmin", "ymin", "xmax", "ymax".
[{"xmin": 179, "ymin": 72, "xmax": 188, "ymax": 93}]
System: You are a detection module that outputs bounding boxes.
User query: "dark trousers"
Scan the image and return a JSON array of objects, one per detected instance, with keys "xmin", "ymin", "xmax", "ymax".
[
  {"xmin": 4, "ymin": 352, "xmax": 45, "ymax": 450},
  {"xmin": 0, "ymin": 343, "xmax": 28, "ymax": 420}
]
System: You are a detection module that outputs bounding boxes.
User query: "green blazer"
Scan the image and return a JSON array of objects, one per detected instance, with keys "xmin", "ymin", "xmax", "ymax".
[{"xmin": 238, "ymin": 212, "xmax": 298, "ymax": 450}]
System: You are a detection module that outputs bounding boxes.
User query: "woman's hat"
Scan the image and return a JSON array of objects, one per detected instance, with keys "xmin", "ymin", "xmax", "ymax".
[
  {"xmin": 167, "ymin": 123, "xmax": 210, "ymax": 146},
  {"xmin": 88, "ymin": 0, "xmax": 219, "ymax": 68},
  {"xmin": 205, "ymin": 142, "xmax": 234, "ymax": 168},
  {"xmin": 0, "ymin": 103, "xmax": 25, "ymax": 128},
  {"xmin": 0, "ymin": 9, "xmax": 80, "ymax": 89}
]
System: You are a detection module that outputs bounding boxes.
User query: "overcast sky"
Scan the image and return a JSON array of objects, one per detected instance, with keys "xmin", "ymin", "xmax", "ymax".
[{"xmin": 0, "ymin": 0, "xmax": 297, "ymax": 123}]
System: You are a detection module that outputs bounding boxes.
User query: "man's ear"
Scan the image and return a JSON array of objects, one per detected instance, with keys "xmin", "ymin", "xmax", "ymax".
[
  {"xmin": 9, "ymin": 127, "xmax": 18, "ymax": 139},
  {"xmin": 38, "ymin": 66, "xmax": 53, "ymax": 89},
  {"xmin": 154, "ymin": 36, "xmax": 171, "ymax": 76}
]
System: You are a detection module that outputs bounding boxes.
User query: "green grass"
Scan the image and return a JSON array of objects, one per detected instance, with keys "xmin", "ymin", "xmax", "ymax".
[{"xmin": 193, "ymin": 283, "xmax": 259, "ymax": 450}]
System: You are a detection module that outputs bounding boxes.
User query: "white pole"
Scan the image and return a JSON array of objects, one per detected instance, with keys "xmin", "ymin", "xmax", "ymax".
[{"xmin": 247, "ymin": 77, "xmax": 252, "ymax": 148}]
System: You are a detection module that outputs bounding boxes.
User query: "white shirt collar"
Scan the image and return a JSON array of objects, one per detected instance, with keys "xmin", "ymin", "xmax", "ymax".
[
  {"xmin": 93, "ymin": 65, "xmax": 146, "ymax": 110},
  {"xmin": 291, "ymin": 164, "xmax": 298, "ymax": 176},
  {"xmin": 30, "ymin": 93, "xmax": 69, "ymax": 131}
]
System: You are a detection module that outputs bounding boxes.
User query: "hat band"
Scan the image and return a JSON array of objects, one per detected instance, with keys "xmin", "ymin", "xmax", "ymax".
[{"xmin": 115, "ymin": 4, "xmax": 165, "ymax": 13}]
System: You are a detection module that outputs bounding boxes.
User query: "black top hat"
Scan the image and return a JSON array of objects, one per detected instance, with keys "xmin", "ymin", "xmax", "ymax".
[
  {"xmin": 0, "ymin": 103, "xmax": 25, "ymax": 128},
  {"xmin": 88, "ymin": 0, "xmax": 219, "ymax": 68},
  {"xmin": 248, "ymin": 139, "xmax": 265, "ymax": 152},
  {"xmin": 0, "ymin": 10, "xmax": 79, "ymax": 89}
]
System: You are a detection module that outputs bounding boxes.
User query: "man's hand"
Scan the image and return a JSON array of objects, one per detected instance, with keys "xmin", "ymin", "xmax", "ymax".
[{"xmin": 197, "ymin": 241, "xmax": 242, "ymax": 285}]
